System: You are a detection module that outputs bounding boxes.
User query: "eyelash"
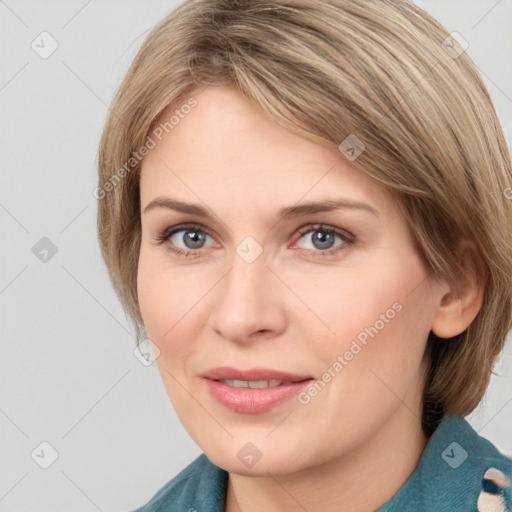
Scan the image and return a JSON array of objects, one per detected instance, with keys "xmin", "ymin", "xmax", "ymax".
[{"xmin": 154, "ymin": 222, "xmax": 355, "ymax": 258}]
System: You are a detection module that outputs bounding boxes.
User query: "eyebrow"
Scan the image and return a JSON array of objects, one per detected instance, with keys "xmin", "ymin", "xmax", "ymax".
[{"xmin": 143, "ymin": 196, "xmax": 379, "ymax": 219}]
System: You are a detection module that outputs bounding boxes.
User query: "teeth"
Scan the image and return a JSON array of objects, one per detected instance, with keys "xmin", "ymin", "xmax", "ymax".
[{"xmin": 217, "ymin": 379, "xmax": 284, "ymax": 388}]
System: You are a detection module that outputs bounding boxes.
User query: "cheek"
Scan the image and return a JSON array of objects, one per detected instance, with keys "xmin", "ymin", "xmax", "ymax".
[
  {"xmin": 293, "ymin": 251, "xmax": 432, "ymax": 394},
  {"xmin": 137, "ymin": 261, "xmax": 167, "ymax": 339},
  {"xmin": 284, "ymin": 256, "xmax": 419, "ymax": 350},
  {"xmin": 137, "ymin": 252, "xmax": 214, "ymax": 372},
  {"xmin": 137, "ymin": 260, "xmax": 197, "ymax": 408},
  {"xmin": 137, "ymin": 252, "xmax": 188, "ymax": 347}
]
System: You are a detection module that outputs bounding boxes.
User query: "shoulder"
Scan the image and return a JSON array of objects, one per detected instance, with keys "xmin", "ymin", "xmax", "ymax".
[
  {"xmin": 441, "ymin": 415, "xmax": 512, "ymax": 512},
  {"xmin": 377, "ymin": 414, "xmax": 512, "ymax": 512},
  {"xmin": 131, "ymin": 453, "xmax": 228, "ymax": 512}
]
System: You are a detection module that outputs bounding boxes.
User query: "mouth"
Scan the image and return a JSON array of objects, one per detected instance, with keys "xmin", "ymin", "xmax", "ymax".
[
  {"xmin": 201, "ymin": 366, "xmax": 313, "ymax": 383},
  {"xmin": 214, "ymin": 378, "xmax": 308, "ymax": 388},
  {"xmin": 201, "ymin": 366, "xmax": 314, "ymax": 413}
]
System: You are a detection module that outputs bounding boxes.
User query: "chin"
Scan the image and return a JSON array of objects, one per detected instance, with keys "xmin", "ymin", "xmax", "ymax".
[{"xmin": 203, "ymin": 445, "xmax": 295, "ymax": 476}]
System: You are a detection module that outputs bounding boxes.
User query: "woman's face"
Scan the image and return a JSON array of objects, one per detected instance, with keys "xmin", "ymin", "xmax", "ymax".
[{"xmin": 137, "ymin": 84, "xmax": 442, "ymax": 475}]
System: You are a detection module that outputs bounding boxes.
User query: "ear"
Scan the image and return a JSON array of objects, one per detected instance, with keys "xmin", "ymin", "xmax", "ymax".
[{"xmin": 430, "ymin": 240, "xmax": 486, "ymax": 339}]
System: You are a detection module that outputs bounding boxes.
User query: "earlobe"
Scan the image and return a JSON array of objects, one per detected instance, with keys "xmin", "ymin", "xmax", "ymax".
[{"xmin": 430, "ymin": 241, "xmax": 485, "ymax": 339}]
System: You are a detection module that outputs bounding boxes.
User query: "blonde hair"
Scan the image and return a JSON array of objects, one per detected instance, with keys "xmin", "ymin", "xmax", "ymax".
[{"xmin": 96, "ymin": 0, "xmax": 512, "ymax": 435}]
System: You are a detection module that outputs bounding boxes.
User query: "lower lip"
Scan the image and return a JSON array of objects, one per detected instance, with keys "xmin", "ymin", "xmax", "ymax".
[{"xmin": 203, "ymin": 378, "xmax": 314, "ymax": 413}]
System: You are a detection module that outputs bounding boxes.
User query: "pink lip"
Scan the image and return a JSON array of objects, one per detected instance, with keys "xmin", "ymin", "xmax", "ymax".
[
  {"xmin": 201, "ymin": 366, "xmax": 312, "ymax": 382},
  {"xmin": 201, "ymin": 366, "xmax": 314, "ymax": 413}
]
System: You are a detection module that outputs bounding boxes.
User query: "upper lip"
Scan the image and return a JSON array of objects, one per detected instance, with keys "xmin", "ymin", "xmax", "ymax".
[{"xmin": 202, "ymin": 366, "xmax": 313, "ymax": 382}]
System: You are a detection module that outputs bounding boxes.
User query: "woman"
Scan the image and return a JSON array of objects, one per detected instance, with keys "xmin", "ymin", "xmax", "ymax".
[{"xmin": 96, "ymin": 0, "xmax": 512, "ymax": 510}]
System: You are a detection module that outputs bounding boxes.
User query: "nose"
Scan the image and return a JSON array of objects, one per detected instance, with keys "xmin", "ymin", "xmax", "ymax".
[{"xmin": 207, "ymin": 247, "xmax": 287, "ymax": 344}]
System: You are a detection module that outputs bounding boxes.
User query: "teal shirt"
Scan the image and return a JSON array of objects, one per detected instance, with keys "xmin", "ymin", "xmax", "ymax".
[{"xmin": 133, "ymin": 415, "xmax": 512, "ymax": 511}]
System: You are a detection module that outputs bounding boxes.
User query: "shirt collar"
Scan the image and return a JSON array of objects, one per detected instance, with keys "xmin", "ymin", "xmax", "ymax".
[{"xmin": 376, "ymin": 414, "xmax": 512, "ymax": 511}]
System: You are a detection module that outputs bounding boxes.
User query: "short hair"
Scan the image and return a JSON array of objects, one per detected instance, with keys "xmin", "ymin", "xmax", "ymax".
[{"xmin": 96, "ymin": 0, "xmax": 512, "ymax": 436}]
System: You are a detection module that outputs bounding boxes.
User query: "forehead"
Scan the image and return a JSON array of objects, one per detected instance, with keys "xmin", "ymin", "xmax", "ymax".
[{"xmin": 140, "ymin": 85, "xmax": 396, "ymax": 219}]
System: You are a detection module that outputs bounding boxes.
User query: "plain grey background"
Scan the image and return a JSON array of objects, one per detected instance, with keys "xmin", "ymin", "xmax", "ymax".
[{"xmin": 0, "ymin": 1, "xmax": 511, "ymax": 511}]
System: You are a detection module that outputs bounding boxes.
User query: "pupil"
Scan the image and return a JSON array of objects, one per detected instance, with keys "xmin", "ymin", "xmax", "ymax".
[
  {"xmin": 313, "ymin": 230, "xmax": 334, "ymax": 250},
  {"xmin": 184, "ymin": 230, "xmax": 205, "ymax": 249}
]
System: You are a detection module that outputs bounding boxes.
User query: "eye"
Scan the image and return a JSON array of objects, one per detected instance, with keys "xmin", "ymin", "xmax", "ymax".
[
  {"xmin": 293, "ymin": 224, "xmax": 354, "ymax": 256},
  {"xmin": 154, "ymin": 222, "xmax": 355, "ymax": 258},
  {"xmin": 154, "ymin": 223, "xmax": 215, "ymax": 257}
]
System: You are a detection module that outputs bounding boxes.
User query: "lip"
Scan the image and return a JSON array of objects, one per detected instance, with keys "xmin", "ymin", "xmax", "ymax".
[
  {"xmin": 201, "ymin": 366, "xmax": 314, "ymax": 413},
  {"xmin": 201, "ymin": 366, "xmax": 313, "ymax": 382}
]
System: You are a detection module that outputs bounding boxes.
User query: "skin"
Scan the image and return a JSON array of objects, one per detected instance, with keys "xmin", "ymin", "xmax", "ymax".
[{"xmin": 137, "ymin": 84, "xmax": 483, "ymax": 512}]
